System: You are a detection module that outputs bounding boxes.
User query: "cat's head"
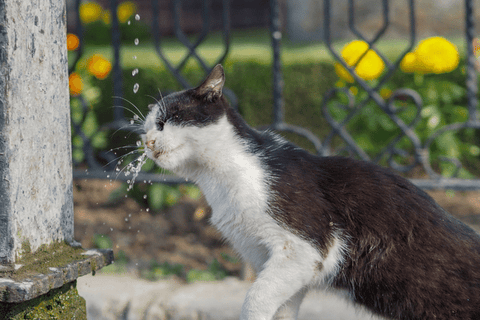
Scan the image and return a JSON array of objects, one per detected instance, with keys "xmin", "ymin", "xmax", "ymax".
[{"xmin": 142, "ymin": 64, "xmax": 229, "ymax": 172}]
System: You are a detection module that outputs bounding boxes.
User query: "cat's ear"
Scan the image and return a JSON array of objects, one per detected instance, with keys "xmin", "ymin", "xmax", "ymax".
[{"xmin": 195, "ymin": 64, "xmax": 225, "ymax": 102}]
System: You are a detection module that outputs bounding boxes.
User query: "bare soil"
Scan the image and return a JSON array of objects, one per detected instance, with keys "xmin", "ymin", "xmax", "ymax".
[{"xmin": 73, "ymin": 179, "xmax": 480, "ymax": 278}]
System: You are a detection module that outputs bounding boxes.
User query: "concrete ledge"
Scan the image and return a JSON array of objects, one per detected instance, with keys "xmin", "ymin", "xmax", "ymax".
[
  {"xmin": 0, "ymin": 249, "xmax": 113, "ymax": 303},
  {"xmin": 78, "ymin": 274, "xmax": 386, "ymax": 320}
]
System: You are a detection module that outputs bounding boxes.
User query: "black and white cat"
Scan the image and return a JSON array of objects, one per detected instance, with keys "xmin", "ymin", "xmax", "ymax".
[{"xmin": 142, "ymin": 65, "xmax": 480, "ymax": 320}]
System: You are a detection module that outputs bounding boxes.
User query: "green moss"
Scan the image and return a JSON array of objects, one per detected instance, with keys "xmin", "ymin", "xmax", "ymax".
[
  {"xmin": 2, "ymin": 241, "xmax": 86, "ymax": 282},
  {"xmin": 0, "ymin": 281, "xmax": 86, "ymax": 320}
]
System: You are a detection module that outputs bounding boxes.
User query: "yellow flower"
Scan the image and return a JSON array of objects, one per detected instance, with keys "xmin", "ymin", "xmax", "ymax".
[
  {"xmin": 415, "ymin": 37, "xmax": 459, "ymax": 74},
  {"xmin": 334, "ymin": 62, "xmax": 355, "ymax": 83},
  {"xmin": 87, "ymin": 54, "xmax": 112, "ymax": 80},
  {"xmin": 400, "ymin": 52, "xmax": 419, "ymax": 73},
  {"xmin": 69, "ymin": 73, "xmax": 83, "ymax": 96},
  {"xmin": 102, "ymin": 10, "xmax": 111, "ymax": 25},
  {"xmin": 117, "ymin": 1, "xmax": 136, "ymax": 23},
  {"xmin": 79, "ymin": 2, "xmax": 103, "ymax": 24},
  {"xmin": 335, "ymin": 40, "xmax": 385, "ymax": 83},
  {"xmin": 67, "ymin": 33, "xmax": 80, "ymax": 51}
]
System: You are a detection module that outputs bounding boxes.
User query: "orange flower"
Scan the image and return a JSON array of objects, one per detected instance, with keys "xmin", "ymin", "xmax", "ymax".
[
  {"xmin": 87, "ymin": 54, "xmax": 112, "ymax": 79},
  {"xmin": 69, "ymin": 72, "xmax": 83, "ymax": 96},
  {"xmin": 67, "ymin": 33, "xmax": 80, "ymax": 51}
]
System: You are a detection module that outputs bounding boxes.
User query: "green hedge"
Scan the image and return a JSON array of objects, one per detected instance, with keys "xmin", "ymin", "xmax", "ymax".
[{"xmin": 71, "ymin": 58, "xmax": 480, "ymax": 190}]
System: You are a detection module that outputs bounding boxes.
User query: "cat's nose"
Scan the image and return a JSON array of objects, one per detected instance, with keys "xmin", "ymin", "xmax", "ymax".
[{"xmin": 146, "ymin": 139, "xmax": 156, "ymax": 150}]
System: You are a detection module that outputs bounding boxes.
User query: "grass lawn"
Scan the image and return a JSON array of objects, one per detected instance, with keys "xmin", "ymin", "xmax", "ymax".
[{"xmin": 70, "ymin": 28, "xmax": 468, "ymax": 71}]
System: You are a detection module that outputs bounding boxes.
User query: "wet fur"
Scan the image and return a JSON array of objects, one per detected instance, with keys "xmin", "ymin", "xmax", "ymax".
[{"xmin": 142, "ymin": 65, "xmax": 480, "ymax": 320}]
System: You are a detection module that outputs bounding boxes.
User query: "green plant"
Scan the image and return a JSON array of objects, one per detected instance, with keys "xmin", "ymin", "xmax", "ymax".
[
  {"xmin": 186, "ymin": 259, "xmax": 228, "ymax": 283},
  {"xmin": 141, "ymin": 261, "xmax": 185, "ymax": 281},
  {"xmin": 92, "ymin": 234, "xmax": 112, "ymax": 249}
]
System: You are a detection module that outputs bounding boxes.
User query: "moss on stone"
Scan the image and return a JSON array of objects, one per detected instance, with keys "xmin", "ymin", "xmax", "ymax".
[
  {"xmin": 2, "ymin": 241, "xmax": 86, "ymax": 282},
  {"xmin": 0, "ymin": 280, "xmax": 86, "ymax": 319}
]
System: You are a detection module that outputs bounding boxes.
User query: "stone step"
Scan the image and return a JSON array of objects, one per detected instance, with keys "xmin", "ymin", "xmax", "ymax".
[{"xmin": 77, "ymin": 274, "xmax": 385, "ymax": 320}]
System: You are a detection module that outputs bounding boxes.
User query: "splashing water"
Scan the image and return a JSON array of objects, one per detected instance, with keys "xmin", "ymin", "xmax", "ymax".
[
  {"xmin": 135, "ymin": 14, "xmax": 140, "ymax": 21},
  {"xmin": 133, "ymin": 83, "xmax": 139, "ymax": 93},
  {"xmin": 123, "ymin": 151, "xmax": 148, "ymax": 191},
  {"xmin": 134, "ymin": 38, "xmax": 139, "ymax": 45},
  {"xmin": 132, "ymin": 68, "xmax": 139, "ymax": 76}
]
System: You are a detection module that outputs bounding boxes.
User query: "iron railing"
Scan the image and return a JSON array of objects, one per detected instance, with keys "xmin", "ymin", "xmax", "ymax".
[{"xmin": 70, "ymin": 0, "xmax": 480, "ymax": 190}]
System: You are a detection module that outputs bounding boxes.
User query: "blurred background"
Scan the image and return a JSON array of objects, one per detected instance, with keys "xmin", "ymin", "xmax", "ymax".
[{"xmin": 67, "ymin": 0, "xmax": 480, "ymax": 283}]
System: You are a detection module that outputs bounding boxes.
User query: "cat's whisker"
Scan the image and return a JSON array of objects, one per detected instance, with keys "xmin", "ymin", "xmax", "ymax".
[
  {"xmin": 103, "ymin": 148, "xmax": 143, "ymax": 170},
  {"xmin": 146, "ymin": 94, "xmax": 162, "ymax": 107},
  {"xmin": 108, "ymin": 145, "xmax": 141, "ymax": 153},
  {"xmin": 157, "ymin": 88, "xmax": 167, "ymax": 115},
  {"xmin": 110, "ymin": 122, "xmax": 144, "ymax": 139},
  {"xmin": 113, "ymin": 96, "xmax": 146, "ymax": 120},
  {"xmin": 111, "ymin": 105, "xmax": 145, "ymax": 124}
]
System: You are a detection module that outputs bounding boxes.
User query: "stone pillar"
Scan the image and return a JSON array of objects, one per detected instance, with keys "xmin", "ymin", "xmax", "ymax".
[
  {"xmin": 0, "ymin": 1, "xmax": 113, "ymax": 315},
  {"xmin": 0, "ymin": 0, "xmax": 73, "ymax": 267}
]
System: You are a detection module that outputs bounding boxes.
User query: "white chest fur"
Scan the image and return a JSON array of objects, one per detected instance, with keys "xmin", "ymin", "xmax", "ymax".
[{"xmin": 167, "ymin": 117, "xmax": 347, "ymax": 319}]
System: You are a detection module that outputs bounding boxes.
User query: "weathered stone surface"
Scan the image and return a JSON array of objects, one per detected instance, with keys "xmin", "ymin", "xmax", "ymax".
[
  {"xmin": 0, "ymin": 249, "xmax": 113, "ymax": 303},
  {"xmin": 0, "ymin": 0, "xmax": 73, "ymax": 266},
  {"xmin": 78, "ymin": 275, "xmax": 386, "ymax": 320}
]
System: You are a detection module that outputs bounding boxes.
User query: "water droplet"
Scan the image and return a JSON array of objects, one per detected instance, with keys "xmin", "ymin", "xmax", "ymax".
[
  {"xmin": 110, "ymin": 228, "xmax": 113, "ymax": 231},
  {"xmin": 135, "ymin": 14, "xmax": 140, "ymax": 20},
  {"xmin": 127, "ymin": 20, "xmax": 131, "ymax": 25},
  {"xmin": 130, "ymin": 119, "xmax": 135, "ymax": 125},
  {"xmin": 133, "ymin": 55, "xmax": 137, "ymax": 60},
  {"xmin": 125, "ymin": 218, "xmax": 129, "ymax": 222},
  {"xmin": 133, "ymin": 83, "xmax": 139, "ymax": 93},
  {"xmin": 134, "ymin": 38, "xmax": 139, "ymax": 45},
  {"xmin": 143, "ymin": 195, "xmax": 147, "ymax": 199},
  {"xmin": 132, "ymin": 68, "xmax": 139, "ymax": 76},
  {"xmin": 133, "ymin": 114, "xmax": 139, "ymax": 120},
  {"xmin": 136, "ymin": 140, "xmax": 142, "ymax": 147},
  {"xmin": 146, "ymin": 208, "xmax": 150, "ymax": 212}
]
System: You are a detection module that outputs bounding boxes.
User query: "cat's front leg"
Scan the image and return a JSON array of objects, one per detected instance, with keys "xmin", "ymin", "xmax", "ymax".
[
  {"xmin": 273, "ymin": 288, "xmax": 308, "ymax": 320},
  {"xmin": 239, "ymin": 246, "xmax": 317, "ymax": 320}
]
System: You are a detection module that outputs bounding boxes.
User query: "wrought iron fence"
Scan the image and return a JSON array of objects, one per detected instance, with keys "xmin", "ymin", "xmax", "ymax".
[{"xmin": 69, "ymin": 0, "xmax": 480, "ymax": 190}]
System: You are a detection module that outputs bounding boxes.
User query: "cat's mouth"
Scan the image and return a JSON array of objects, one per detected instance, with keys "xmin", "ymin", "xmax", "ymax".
[
  {"xmin": 150, "ymin": 144, "xmax": 184, "ymax": 159},
  {"xmin": 153, "ymin": 149, "xmax": 166, "ymax": 158}
]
